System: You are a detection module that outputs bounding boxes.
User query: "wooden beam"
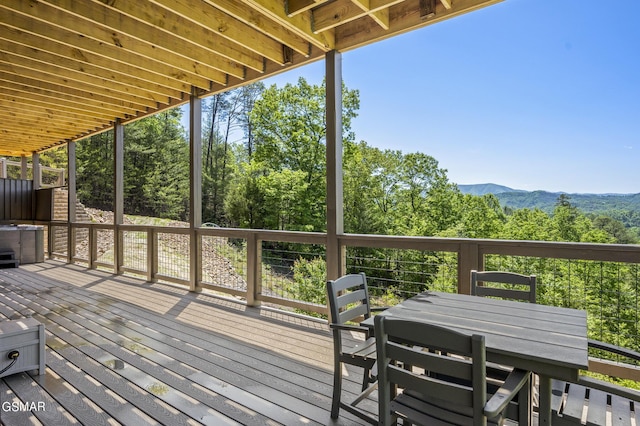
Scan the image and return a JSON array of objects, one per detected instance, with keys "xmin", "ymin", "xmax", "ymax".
[
  {"xmin": 0, "ymin": 55, "xmax": 167, "ymax": 108},
  {"xmin": 0, "ymin": 38, "xmax": 181, "ymax": 101},
  {"xmin": 0, "ymin": 23, "xmax": 212, "ymax": 91},
  {"xmin": 0, "ymin": 80, "xmax": 139, "ymax": 117},
  {"xmin": 314, "ymin": 0, "xmax": 402, "ymax": 33},
  {"xmin": 0, "ymin": 100, "xmax": 108, "ymax": 128},
  {"xmin": 0, "ymin": 26, "xmax": 199, "ymax": 94},
  {"xmin": 148, "ymin": 0, "xmax": 286, "ymax": 67},
  {"xmin": 286, "ymin": 0, "xmax": 323, "ymax": 17},
  {"xmin": 325, "ymin": 50, "xmax": 344, "ymax": 281},
  {"xmin": 1, "ymin": 88, "xmax": 120, "ymax": 121},
  {"xmin": 235, "ymin": 0, "xmax": 334, "ymax": 50},
  {"xmin": 0, "ymin": 71, "xmax": 151, "ymax": 112},
  {"xmin": 207, "ymin": 0, "xmax": 318, "ymax": 55},
  {"xmin": 0, "ymin": 123, "xmax": 86, "ymax": 140},
  {"xmin": 0, "ymin": 86, "xmax": 130, "ymax": 120},
  {"xmin": 420, "ymin": 0, "xmax": 437, "ymax": 19},
  {"xmin": 0, "ymin": 0, "xmax": 233, "ymax": 83}
]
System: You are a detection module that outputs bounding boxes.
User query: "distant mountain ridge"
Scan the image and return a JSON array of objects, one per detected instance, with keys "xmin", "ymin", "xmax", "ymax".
[
  {"xmin": 458, "ymin": 183, "xmax": 640, "ymax": 221},
  {"xmin": 457, "ymin": 183, "xmax": 525, "ymax": 196}
]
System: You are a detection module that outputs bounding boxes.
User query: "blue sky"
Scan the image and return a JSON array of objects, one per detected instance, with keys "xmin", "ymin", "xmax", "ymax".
[{"xmin": 258, "ymin": 0, "xmax": 640, "ymax": 194}]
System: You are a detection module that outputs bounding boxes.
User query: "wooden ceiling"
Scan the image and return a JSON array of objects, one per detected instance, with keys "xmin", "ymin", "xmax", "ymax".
[{"xmin": 0, "ymin": 0, "xmax": 502, "ymax": 156}]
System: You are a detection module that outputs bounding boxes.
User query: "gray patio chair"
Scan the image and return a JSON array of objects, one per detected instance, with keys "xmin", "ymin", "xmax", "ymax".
[
  {"xmin": 326, "ymin": 273, "xmax": 383, "ymax": 424},
  {"xmin": 374, "ymin": 315, "xmax": 532, "ymax": 426},
  {"xmin": 552, "ymin": 339, "xmax": 640, "ymax": 426},
  {"xmin": 471, "ymin": 270, "xmax": 537, "ymax": 303}
]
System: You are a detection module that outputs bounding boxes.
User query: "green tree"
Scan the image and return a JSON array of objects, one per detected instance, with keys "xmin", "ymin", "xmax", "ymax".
[
  {"xmin": 445, "ymin": 194, "xmax": 505, "ymax": 239},
  {"xmin": 502, "ymin": 208, "xmax": 554, "ymax": 241},
  {"xmin": 76, "ymin": 109, "xmax": 188, "ymax": 219},
  {"xmin": 227, "ymin": 77, "xmax": 359, "ymax": 231},
  {"xmin": 76, "ymin": 130, "xmax": 115, "ymax": 211},
  {"xmin": 393, "ymin": 152, "xmax": 459, "ymax": 236},
  {"xmin": 123, "ymin": 110, "xmax": 189, "ymax": 220},
  {"xmin": 343, "ymin": 141, "xmax": 395, "ymax": 234}
]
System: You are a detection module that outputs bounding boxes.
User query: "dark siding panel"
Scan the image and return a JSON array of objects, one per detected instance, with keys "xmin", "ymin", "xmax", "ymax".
[{"xmin": 0, "ymin": 178, "xmax": 34, "ymax": 221}]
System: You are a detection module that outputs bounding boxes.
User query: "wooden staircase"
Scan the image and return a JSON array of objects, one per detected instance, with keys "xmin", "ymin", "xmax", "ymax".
[{"xmin": 0, "ymin": 249, "xmax": 19, "ymax": 268}]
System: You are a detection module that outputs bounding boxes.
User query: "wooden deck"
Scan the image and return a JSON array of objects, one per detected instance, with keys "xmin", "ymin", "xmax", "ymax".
[{"xmin": 0, "ymin": 261, "xmax": 376, "ymax": 425}]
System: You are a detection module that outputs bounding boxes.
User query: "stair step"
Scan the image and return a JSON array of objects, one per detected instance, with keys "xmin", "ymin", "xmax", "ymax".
[
  {"xmin": 0, "ymin": 259, "xmax": 19, "ymax": 268},
  {"xmin": 0, "ymin": 250, "xmax": 16, "ymax": 259}
]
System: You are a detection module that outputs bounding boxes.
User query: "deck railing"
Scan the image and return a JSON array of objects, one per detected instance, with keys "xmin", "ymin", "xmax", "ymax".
[
  {"xmin": 0, "ymin": 158, "xmax": 66, "ymax": 188},
  {"xmin": 43, "ymin": 220, "xmax": 640, "ymax": 380}
]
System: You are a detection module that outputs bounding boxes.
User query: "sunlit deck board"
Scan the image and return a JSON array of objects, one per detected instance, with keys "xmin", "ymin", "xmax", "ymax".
[{"xmin": 0, "ymin": 261, "xmax": 376, "ymax": 425}]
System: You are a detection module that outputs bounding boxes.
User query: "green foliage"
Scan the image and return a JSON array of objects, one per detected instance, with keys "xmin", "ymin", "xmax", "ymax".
[
  {"xmin": 77, "ymin": 130, "xmax": 115, "ymax": 210},
  {"xmin": 293, "ymin": 256, "xmax": 327, "ymax": 305},
  {"xmin": 444, "ymin": 194, "xmax": 505, "ymax": 239},
  {"xmin": 76, "ymin": 109, "xmax": 189, "ymax": 219},
  {"xmin": 224, "ymin": 78, "xmax": 360, "ymax": 231},
  {"xmin": 497, "ymin": 191, "xmax": 640, "ymax": 235}
]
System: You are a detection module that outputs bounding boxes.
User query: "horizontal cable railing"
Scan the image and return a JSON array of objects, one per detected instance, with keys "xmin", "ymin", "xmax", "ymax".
[
  {"xmin": 485, "ymin": 254, "xmax": 640, "ymax": 367},
  {"xmin": 346, "ymin": 245, "xmax": 458, "ymax": 306}
]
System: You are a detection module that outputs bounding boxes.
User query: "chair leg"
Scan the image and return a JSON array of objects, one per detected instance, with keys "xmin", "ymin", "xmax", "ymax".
[
  {"xmin": 361, "ymin": 367, "xmax": 371, "ymax": 391},
  {"xmin": 331, "ymin": 361, "xmax": 342, "ymax": 419},
  {"xmin": 518, "ymin": 374, "xmax": 533, "ymax": 426}
]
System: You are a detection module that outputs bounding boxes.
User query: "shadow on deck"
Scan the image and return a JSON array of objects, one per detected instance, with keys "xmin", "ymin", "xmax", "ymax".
[{"xmin": 0, "ymin": 261, "xmax": 375, "ymax": 425}]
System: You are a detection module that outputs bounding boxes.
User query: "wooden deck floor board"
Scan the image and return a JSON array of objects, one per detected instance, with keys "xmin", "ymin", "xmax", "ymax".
[
  {"xmin": 0, "ymin": 262, "xmax": 373, "ymax": 425},
  {"xmin": 6, "ymin": 276, "xmax": 310, "ymax": 426},
  {"xmin": 0, "ymin": 378, "xmax": 44, "ymax": 426},
  {"xmin": 12, "ymin": 265, "xmax": 372, "ymax": 419},
  {"xmin": 0, "ymin": 288, "xmax": 203, "ymax": 425},
  {"xmin": 13, "ymin": 276, "xmax": 336, "ymax": 424}
]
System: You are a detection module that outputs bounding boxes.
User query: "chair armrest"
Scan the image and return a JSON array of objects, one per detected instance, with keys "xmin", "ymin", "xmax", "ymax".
[
  {"xmin": 577, "ymin": 375, "xmax": 640, "ymax": 402},
  {"xmin": 484, "ymin": 369, "xmax": 531, "ymax": 418},
  {"xmin": 329, "ymin": 323, "xmax": 370, "ymax": 336},
  {"xmin": 371, "ymin": 307, "xmax": 389, "ymax": 313},
  {"xmin": 588, "ymin": 339, "xmax": 640, "ymax": 362}
]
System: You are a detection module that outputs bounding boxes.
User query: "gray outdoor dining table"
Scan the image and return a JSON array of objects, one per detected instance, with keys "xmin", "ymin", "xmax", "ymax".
[{"xmin": 361, "ymin": 291, "xmax": 589, "ymax": 426}]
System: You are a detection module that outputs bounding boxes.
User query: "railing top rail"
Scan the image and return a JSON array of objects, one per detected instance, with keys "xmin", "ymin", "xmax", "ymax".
[{"xmin": 340, "ymin": 233, "xmax": 640, "ymax": 261}]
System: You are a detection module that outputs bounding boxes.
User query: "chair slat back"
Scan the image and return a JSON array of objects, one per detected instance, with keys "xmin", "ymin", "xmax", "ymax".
[
  {"xmin": 327, "ymin": 273, "xmax": 372, "ymax": 325},
  {"xmin": 471, "ymin": 270, "xmax": 537, "ymax": 303},
  {"xmin": 375, "ymin": 315, "xmax": 488, "ymax": 426}
]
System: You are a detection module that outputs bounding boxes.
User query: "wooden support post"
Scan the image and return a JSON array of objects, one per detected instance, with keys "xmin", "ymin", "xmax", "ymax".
[
  {"xmin": 113, "ymin": 118, "xmax": 124, "ymax": 274},
  {"xmin": 67, "ymin": 141, "xmax": 77, "ymax": 264},
  {"xmin": 189, "ymin": 88, "xmax": 203, "ymax": 291},
  {"xmin": 89, "ymin": 226, "xmax": 97, "ymax": 269},
  {"xmin": 458, "ymin": 241, "xmax": 479, "ymax": 294},
  {"xmin": 20, "ymin": 156, "xmax": 28, "ymax": 180},
  {"xmin": 147, "ymin": 228, "xmax": 156, "ymax": 282},
  {"xmin": 32, "ymin": 152, "xmax": 41, "ymax": 190},
  {"xmin": 325, "ymin": 50, "xmax": 344, "ymax": 281},
  {"xmin": 246, "ymin": 232, "xmax": 262, "ymax": 307}
]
